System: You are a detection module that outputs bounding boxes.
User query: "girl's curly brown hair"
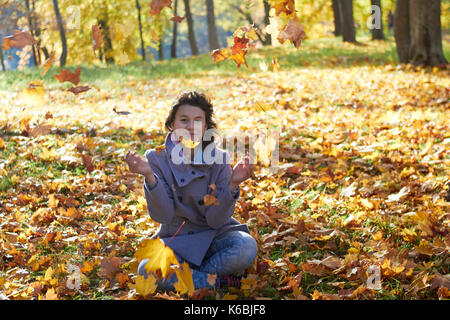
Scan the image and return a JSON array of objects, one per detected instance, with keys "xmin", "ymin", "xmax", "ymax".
[
  {"xmin": 165, "ymin": 91, "xmax": 217, "ymax": 131},
  {"xmin": 165, "ymin": 91, "xmax": 218, "ymax": 149}
]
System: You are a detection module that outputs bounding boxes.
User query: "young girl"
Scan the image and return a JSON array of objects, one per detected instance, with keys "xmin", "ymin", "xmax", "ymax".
[{"xmin": 125, "ymin": 91, "xmax": 257, "ymax": 291}]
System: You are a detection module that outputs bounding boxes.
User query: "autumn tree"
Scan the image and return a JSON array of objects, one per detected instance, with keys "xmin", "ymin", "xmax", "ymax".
[
  {"xmin": 171, "ymin": 0, "xmax": 179, "ymax": 58},
  {"xmin": 332, "ymin": 0, "xmax": 342, "ymax": 36},
  {"xmin": 394, "ymin": 0, "xmax": 448, "ymax": 66},
  {"xmin": 183, "ymin": 0, "xmax": 198, "ymax": 55},
  {"xmin": 205, "ymin": 0, "xmax": 219, "ymax": 51},
  {"xmin": 339, "ymin": 0, "xmax": 356, "ymax": 43},
  {"xmin": 52, "ymin": 0, "xmax": 67, "ymax": 66},
  {"xmin": 136, "ymin": 0, "xmax": 146, "ymax": 61},
  {"xmin": 370, "ymin": 0, "xmax": 385, "ymax": 40}
]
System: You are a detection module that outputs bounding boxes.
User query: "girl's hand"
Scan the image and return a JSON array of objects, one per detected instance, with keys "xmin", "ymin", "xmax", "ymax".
[
  {"xmin": 125, "ymin": 150, "xmax": 154, "ymax": 178},
  {"xmin": 230, "ymin": 155, "xmax": 254, "ymax": 190}
]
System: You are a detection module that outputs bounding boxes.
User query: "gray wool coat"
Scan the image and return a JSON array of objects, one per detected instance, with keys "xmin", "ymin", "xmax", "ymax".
[{"xmin": 143, "ymin": 132, "xmax": 250, "ymax": 266}]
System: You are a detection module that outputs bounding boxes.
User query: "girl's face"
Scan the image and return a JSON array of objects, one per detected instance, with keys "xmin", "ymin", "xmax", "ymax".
[{"xmin": 171, "ymin": 104, "xmax": 207, "ymax": 141}]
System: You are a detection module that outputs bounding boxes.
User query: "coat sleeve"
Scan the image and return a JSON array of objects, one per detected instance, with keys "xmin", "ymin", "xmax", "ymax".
[
  {"xmin": 143, "ymin": 150, "xmax": 175, "ymax": 224},
  {"xmin": 204, "ymin": 162, "xmax": 240, "ymax": 229}
]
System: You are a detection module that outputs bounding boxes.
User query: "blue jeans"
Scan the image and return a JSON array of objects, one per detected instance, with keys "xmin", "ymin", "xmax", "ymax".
[{"xmin": 137, "ymin": 230, "xmax": 257, "ymax": 291}]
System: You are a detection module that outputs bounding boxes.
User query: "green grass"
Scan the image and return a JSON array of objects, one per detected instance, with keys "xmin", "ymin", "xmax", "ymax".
[{"xmin": 1, "ymin": 34, "xmax": 448, "ymax": 92}]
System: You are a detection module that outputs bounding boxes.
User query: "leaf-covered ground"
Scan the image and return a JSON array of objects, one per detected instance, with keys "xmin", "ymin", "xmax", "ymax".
[{"xmin": 0, "ymin": 37, "xmax": 449, "ymax": 300}]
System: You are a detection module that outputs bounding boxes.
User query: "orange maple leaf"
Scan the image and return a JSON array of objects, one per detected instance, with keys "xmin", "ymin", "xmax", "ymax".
[
  {"xmin": 92, "ymin": 24, "xmax": 104, "ymax": 52},
  {"xmin": 54, "ymin": 67, "xmax": 81, "ymax": 85},
  {"xmin": 2, "ymin": 30, "xmax": 36, "ymax": 50},
  {"xmin": 277, "ymin": 17, "xmax": 306, "ymax": 48},
  {"xmin": 170, "ymin": 15, "xmax": 185, "ymax": 23},
  {"xmin": 269, "ymin": 0, "xmax": 295, "ymax": 17},
  {"xmin": 150, "ymin": 0, "xmax": 172, "ymax": 16}
]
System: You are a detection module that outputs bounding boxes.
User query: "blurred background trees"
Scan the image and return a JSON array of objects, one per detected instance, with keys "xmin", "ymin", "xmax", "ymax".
[{"xmin": 0, "ymin": 0, "xmax": 448, "ymax": 70}]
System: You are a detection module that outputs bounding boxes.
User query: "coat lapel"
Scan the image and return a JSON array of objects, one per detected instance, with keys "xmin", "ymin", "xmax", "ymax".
[{"xmin": 164, "ymin": 132, "xmax": 216, "ymax": 187}]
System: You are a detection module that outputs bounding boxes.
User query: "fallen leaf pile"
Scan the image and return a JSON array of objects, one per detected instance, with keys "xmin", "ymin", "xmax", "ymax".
[{"xmin": 0, "ymin": 37, "xmax": 449, "ymax": 300}]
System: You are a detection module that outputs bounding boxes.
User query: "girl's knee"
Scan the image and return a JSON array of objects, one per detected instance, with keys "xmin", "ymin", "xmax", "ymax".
[{"xmin": 241, "ymin": 235, "xmax": 257, "ymax": 266}]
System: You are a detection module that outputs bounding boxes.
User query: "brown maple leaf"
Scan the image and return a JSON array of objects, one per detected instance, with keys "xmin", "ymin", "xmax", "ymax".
[
  {"xmin": 211, "ymin": 48, "xmax": 230, "ymax": 64},
  {"xmin": 277, "ymin": 17, "xmax": 306, "ymax": 48},
  {"xmin": 2, "ymin": 30, "xmax": 36, "ymax": 50},
  {"xmin": 170, "ymin": 15, "xmax": 185, "ymax": 23},
  {"xmin": 150, "ymin": 0, "xmax": 172, "ymax": 16},
  {"xmin": 98, "ymin": 257, "xmax": 122, "ymax": 281},
  {"xmin": 54, "ymin": 67, "xmax": 81, "ymax": 85},
  {"xmin": 82, "ymin": 154, "xmax": 94, "ymax": 172},
  {"xmin": 92, "ymin": 24, "xmax": 104, "ymax": 52},
  {"xmin": 68, "ymin": 86, "xmax": 91, "ymax": 95},
  {"xmin": 270, "ymin": 0, "xmax": 295, "ymax": 17}
]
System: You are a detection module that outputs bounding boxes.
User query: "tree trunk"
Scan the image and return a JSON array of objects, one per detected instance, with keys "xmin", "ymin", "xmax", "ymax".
[
  {"xmin": 371, "ymin": 0, "xmax": 385, "ymax": 40},
  {"xmin": 171, "ymin": 0, "xmax": 178, "ymax": 58},
  {"xmin": 136, "ymin": 0, "xmax": 146, "ymax": 61},
  {"xmin": 0, "ymin": 46, "xmax": 5, "ymax": 71},
  {"xmin": 263, "ymin": 0, "xmax": 272, "ymax": 45},
  {"xmin": 427, "ymin": 0, "xmax": 447, "ymax": 66},
  {"xmin": 32, "ymin": 0, "xmax": 42, "ymax": 65},
  {"xmin": 205, "ymin": 0, "xmax": 219, "ymax": 51},
  {"xmin": 394, "ymin": 0, "xmax": 447, "ymax": 66},
  {"xmin": 158, "ymin": 37, "xmax": 164, "ymax": 60},
  {"xmin": 25, "ymin": 0, "xmax": 39, "ymax": 66},
  {"xmin": 52, "ymin": 0, "xmax": 67, "ymax": 66},
  {"xmin": 410, "ymin": 0, "xmax": 447, "ymax": 66},
  {"xmin": 332, "ymin": 0, "xmax": 342, "ymax": 36},
  {"xmin": 183, "ymin": 0, "xmax": 199, "ymax": 55},
  {"xmin": 339, "ymin": 0, "xmax": 356, "ymax": 43},
  {"xmin": 394, "ymin": 0, "xmax": 410, "ymax": 63}
]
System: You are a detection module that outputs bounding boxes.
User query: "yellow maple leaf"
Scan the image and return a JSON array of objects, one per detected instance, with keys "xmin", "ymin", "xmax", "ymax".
[
  {"xmin": 134, "ymin": 238, "xmax": 179, "ymax": 278},
  {"xmin": 179, "ymin": 136, "xmax": 201, "ymax": 149},
  {"xmin": 173, "ymin": 262, "xmax": 194, "ymax": 296},
  {"xmin": 41, "ymin": 51, "xmax": 55, "ymax": 76},
  {"xmin": 129, "ymin": 274, "xmax": 157, "ymax": 297},
  {"xmin": 44, "ymin": 267, "xmax": 55, "ymax": 281},
  {"xmin": 39, "ymin": 147, "xmax": 57, "ymax": 161}
]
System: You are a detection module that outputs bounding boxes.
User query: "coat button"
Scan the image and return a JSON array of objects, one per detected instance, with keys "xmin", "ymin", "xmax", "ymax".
[
  {"xmin": 180, "ymin": 178, "xmax": 185, "ymax": 183},
  {"xmin": 198, "ymin": 199, "xmax": 204, "ymax": 205}
]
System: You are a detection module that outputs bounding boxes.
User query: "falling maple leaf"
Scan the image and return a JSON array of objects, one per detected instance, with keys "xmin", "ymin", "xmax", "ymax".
[
  {"xmin": 2, "ymin": 30, "xmax": 36, "ymax": 50},
  {"xmin": 269, "ymin": 0, "xmax": 295, "ymax": 17},
  {"xmin": 277, "ymin": 17, "xmax": 306, "ymax": 48},
  {"xmin": 134, "ymin": 238, "xmax": 179, "ymax": 278},
  {"xmin": 155, "ymin": 145, "xmax": 166, "ymax": 154},
  {"xmin": 150, "ymin": 0, "xmax": 172, "ymax": 16},
  {"xmin": 204, "ymin": 194, "xmax": 219, "ymax": 206},
  {"xmin": 92, "ymin": 24, "xmax": 104, "ymax": 52},
  {"xmin": 41, "ymin": 51, "xmax": 56, "ymax": 76},
  {"xmin": 211, "ymin": 48, "xmax": 230, "ymax": 63},
  {"xmin": 179, "ymin": 136, "xmax": 200, "ymax": 149},
  {"xmin": 271, "ymin": 57, "xmax": 280, "ymax": 72},
  {"xmin": 170, "ymin": 15, "xmax": 185, "ymax": 23},
  {"xmin": 54, "ymin": 67, "xmax": 81, "ymax": 85}
]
